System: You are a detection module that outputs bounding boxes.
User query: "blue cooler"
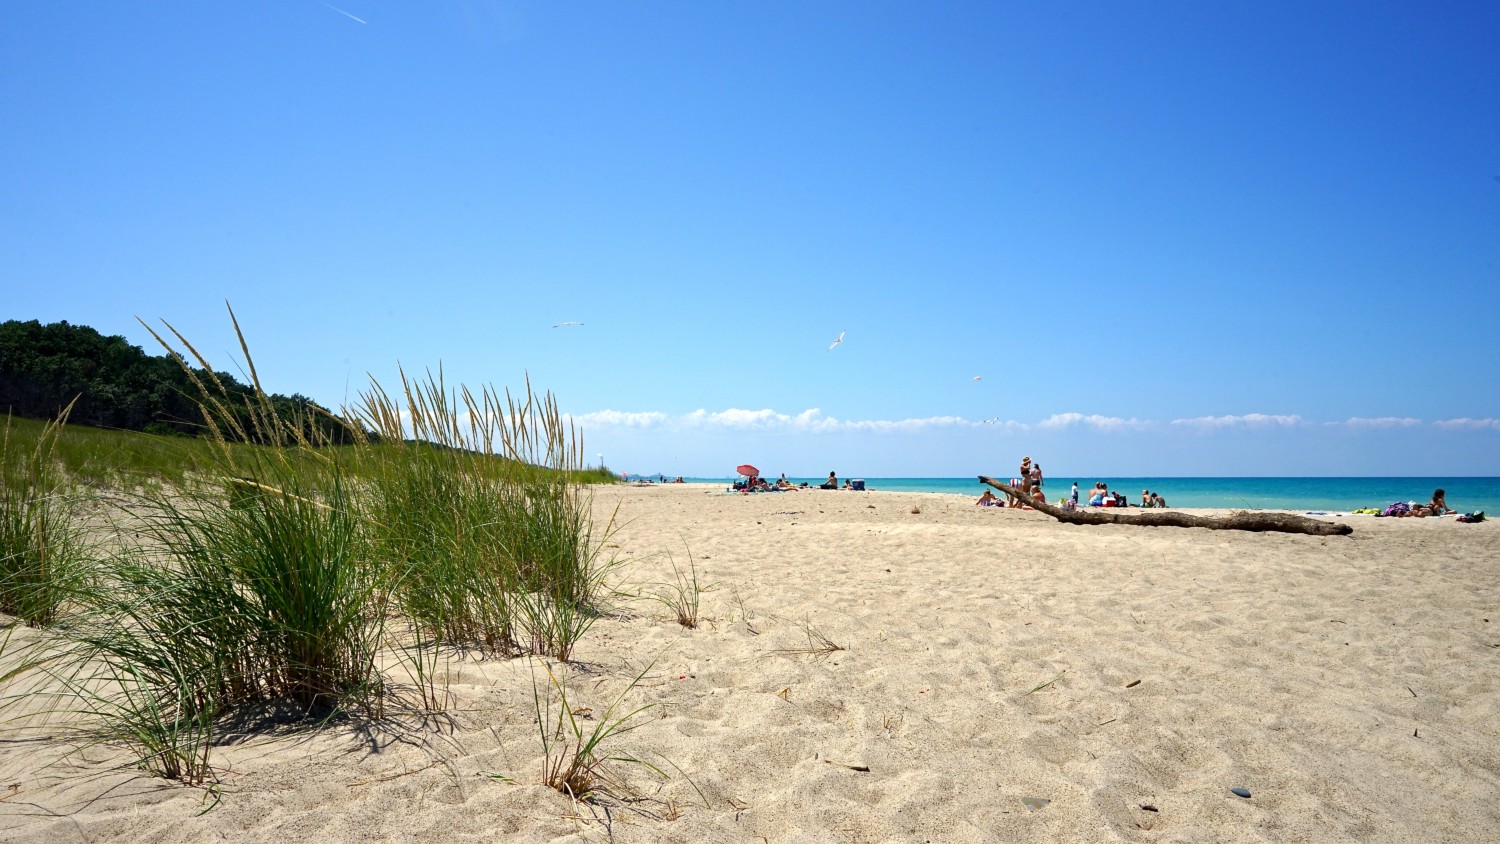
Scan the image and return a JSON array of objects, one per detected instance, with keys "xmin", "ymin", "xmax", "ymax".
[{"xmin": 850, "ymin": 479, "xmax": 866, "ymax": 491}]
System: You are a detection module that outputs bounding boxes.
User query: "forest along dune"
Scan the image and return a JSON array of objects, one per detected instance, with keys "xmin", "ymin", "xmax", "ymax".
[{"xmin": 3, "ymin": 482, "xmax": 1499, "ymax": 842}]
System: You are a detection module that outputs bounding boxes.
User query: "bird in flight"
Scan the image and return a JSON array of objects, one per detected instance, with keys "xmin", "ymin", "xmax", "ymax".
[
  {"xmin": 829, "ymin": 330, "xmax": 845, "ymax": 350},
  {"xmin": 972, "ymin": 376, "xmax": 982, "ymax": 382},
  {"xmin": 982, "ymin": 417, "xmax": 1000, "ymax": 424},
  {"xmin": 552, "ymin": 321, "xmax": 584, "ymax": 328}
]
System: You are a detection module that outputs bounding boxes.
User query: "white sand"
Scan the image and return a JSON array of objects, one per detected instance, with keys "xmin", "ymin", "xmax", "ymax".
[{"xmin": 3, "ymin": 483, "xmax": 1498, "ymax": 842}]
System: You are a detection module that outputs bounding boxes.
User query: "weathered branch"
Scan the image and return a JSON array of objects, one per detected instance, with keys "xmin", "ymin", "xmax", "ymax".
[{"xmin": 978, "ymin": 476, "xmax": 1352, "ymax": 536}]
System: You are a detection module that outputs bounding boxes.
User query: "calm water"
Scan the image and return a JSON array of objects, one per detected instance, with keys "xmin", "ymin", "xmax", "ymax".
[{"xmin": 681, "ymin": 477, "xmax": 1500, "ymax": 513}]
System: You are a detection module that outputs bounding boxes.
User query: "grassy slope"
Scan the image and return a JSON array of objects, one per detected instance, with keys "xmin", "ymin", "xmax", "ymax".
[{"xmin": 1, "ymin": 415, "xmax": 621, "ymax": 490}]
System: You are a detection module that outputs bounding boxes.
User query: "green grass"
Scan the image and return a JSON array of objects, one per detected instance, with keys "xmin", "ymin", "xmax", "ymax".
[
  {"xmin": 1, "ymin": 312, "xmax": 625, "ymax": 786},
  {"xmin": 533, "ymin": 656, "xmax": 664, "ymax": 801},
  {"xmin": 647, "ymin": 549, "xmax": 714, "ymax": 629},
  {"xmin": 1, "ymin": 409, "xmax": 96, "ymax": 627}
]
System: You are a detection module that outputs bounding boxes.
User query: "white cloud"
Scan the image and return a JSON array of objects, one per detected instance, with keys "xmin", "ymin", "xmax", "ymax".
[
  {"xmin": 1171, "ymin": 413, "xmax": 1304, "ymax": 429},
  {"xmin": 576, "ymin": 406, "xmax": 1002, "ymax": 434},
  {"xmin": 571, "ymin": 410, "xmax": 669, "ymax": 428},
  {"xmin": 1432, "ymin": 417, "xmax": 1500, "ymax": 431},
  {"xmin": 1343, "ymin": 416, "xmax": 1424, "ymax": 428},
  {"xmin": 1036, "ymin": 412, "xmax": 1151, "ymax": 431},
  {"xmin": 576, "ymin": 407, "xmax": 1500, "ymax": 436}
]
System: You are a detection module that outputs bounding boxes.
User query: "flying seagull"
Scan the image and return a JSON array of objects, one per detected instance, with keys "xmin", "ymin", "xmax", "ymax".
[
  {"xmin": 552, "ymin": 321, "xmax": 584, "ymax": 328},
  {"xmin": 972, "ymin": 376, "xmax": 982, "ymax": 382},
  {"xmin": 982, "ymin": 417, "xmax": 1000, "ymax": 424},
  {"xmin": 828, "ymin": 330, "xmax": 845, "ymax": 350}
]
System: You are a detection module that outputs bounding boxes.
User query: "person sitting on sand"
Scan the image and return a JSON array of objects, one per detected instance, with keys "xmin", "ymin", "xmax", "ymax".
[
  {"xmin": 976, "ymin": 489, "xmax": 1002, "ymax": 506},
  {"xmin": 1141, "ymin": 489, "xmax": 1153, "ymax": 507},
  {"xmin": 1088, "ymin": 483, "xmax": 1106, "ymax": 507},
  {"xmin": 1405, "ymin": 488, "xmax": 1452, "ymax": 517},
  {"xmin": 1430, "ymin": 488, "xmax": 1452, "ymax": 515},
  {"xmin": 820, "ymin": 471, "xmax": 838, "ymax": 490},
  {"xmin": 1152, "ymin": 492, "xmax": 1167, "ymax": 508}
]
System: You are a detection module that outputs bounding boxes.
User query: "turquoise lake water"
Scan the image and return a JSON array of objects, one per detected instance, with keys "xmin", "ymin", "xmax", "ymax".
[{"xmin": 678, "ymin": 477, "xmax": 1500, "ymax": 513}]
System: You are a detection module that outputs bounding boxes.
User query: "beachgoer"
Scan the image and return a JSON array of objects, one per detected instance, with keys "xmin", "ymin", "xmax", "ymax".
[
  {"xmin": 1029, "ymin": 462, "xmax": 1042, "ymax": 492},
  {"xmin": 1088, "ymin": 483, "xmax": 1106, "ymax": 507},
  {"xmin": 976, "ymin": 490, "xmax": 1001, "ymax": 506},
  {"xmin": 820, "ymin": 471, "xmax": 838, "ymax": 490},
  {"xmin": 1071, "ymin": 482, "xmax": 1079, "ymax": 506},
  {"xmin": 1017, "ymin": 456, "xmax": 1033, "ymax": 504},
  {"xmin": 1430, "ymin": 488, "xmax": 1452, "ymax": 516},
  {"xmin": 1405, "ymin": 489, "xmax": 1451, "ymax": 517},
  {"xmin": 1152, "ymin": 492, "xmax": 1166, "ymax": 508},
  {"xmin": 1141, "ymin": 489, "xmax": 1152, "ymax": 507}
]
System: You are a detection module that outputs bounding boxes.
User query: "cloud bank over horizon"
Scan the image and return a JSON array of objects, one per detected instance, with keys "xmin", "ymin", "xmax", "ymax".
[
  {"xmin": 565, "ymin": 405, "xmax": 1500, "ymax": 477},
  {"xmin": 570, "ymin": 407, "xmax": 1500, "ymax": 434}
]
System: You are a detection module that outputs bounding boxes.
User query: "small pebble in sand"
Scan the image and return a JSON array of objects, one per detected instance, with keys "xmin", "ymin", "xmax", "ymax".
[{"xmin": 1230, "ymin": 787, "xmax": 1251, "ymax": 798}]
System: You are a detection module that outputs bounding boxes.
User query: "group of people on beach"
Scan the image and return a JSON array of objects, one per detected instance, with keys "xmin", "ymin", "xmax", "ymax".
[
  {"xmin": 975, "ymin": 456, "xmax": 1050, "ymax": 507},
  {"xmin": 735, "ymin": 473, "xmax": 806, "ymax": 493},
  {"xmin": 975, "ymin": 457, "xmax": 1173, "ymax": 511},
  {"xmin": 735, "ymin": 471, "xmax": 865, "ymax": 494}
]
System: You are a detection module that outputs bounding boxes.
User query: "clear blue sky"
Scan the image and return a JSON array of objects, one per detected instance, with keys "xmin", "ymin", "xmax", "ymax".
[{"xmin": 5, "ymin": 1, "xmax": 1498, "ymax": 477}]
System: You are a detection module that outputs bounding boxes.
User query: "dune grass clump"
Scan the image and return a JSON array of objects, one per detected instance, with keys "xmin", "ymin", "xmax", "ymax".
[
  {"xmin": 3, "ymin": 306, "xmax": 617, "ymax": 785},
  {"xmin": 1, "ymin": 405, "xmax": 95, "ymax": 627},
  {"xmin": 647, "ymin": 549, "xmax": 713, "ymax": 629},
  {"xmin": 44, "ymin": 470, "xmax": 380, "ymax": 786},
  {"xmin": 534, "ymin": 658, "xmax": 662, "ymax": 800},
  {"xmin": 8, "ymin": 317, "xmax": 389, "ymax": 783},
  {"xmin": 348, "ymin": 369, "xmax": 615, "ymax": 664}
]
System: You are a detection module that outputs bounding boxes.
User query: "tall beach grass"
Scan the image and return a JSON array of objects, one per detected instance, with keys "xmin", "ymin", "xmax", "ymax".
[
  {"xmin": 1, "ymin": 405, "xmax": 94, "ymax": 627},
  {"xmin": 3, "ymin": 308, "xmax": 619, "ymax": 785}
]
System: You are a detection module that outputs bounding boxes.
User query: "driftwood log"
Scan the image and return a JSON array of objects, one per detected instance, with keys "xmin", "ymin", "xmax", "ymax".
[{"xmin": 978, "ymin": 476, "xmax": 1352, "ymax": 536}]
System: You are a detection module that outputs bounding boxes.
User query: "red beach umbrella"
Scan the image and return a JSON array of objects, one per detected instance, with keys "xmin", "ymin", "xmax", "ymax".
[{"xmin": 736, "ymin": 464, "xmax": 760, "ymax": 478}]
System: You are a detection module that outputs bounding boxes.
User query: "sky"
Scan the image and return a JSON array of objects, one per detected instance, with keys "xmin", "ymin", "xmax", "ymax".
[{"xmin": 4, "ymin": 1, "xmax": 1499, "ymax": 478}]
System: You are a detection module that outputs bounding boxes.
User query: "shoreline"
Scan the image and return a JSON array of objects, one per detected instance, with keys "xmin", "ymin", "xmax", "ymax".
[{"xmin": 635, "ymin": 482, "xmax": 1452, "ymax": 518}]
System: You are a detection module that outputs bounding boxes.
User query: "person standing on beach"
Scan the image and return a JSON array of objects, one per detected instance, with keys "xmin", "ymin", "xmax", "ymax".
[
  {"xmin": 1016, "ymin": 456, "xmax": 1032, "ymax": 506},
  {"xmin": 1071, "ymin": 482, "xmax": 1080, "ymax": 506}
]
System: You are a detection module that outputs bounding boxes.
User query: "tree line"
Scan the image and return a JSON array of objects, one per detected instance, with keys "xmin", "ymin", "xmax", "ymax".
[{"xmin": 0, "ymin": 319, "xmax": 359, "ymax": 444}]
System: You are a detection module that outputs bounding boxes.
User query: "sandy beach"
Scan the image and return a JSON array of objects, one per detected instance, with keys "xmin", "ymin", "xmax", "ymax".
[{"xmin": 4, "ymin": 482, "xmax": 1499, "ymax": 842}]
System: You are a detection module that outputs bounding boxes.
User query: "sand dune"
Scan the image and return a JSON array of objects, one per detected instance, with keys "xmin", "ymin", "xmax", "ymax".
[{"xmin": 3, "ymin": 483, "xmax": 1498, "ymax": 842}]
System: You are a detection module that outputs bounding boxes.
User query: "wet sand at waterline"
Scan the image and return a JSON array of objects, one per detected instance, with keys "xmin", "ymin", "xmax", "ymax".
[{"xmin": 3, "ymin": 483, "xmax": 1498, "ymax": 842}]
